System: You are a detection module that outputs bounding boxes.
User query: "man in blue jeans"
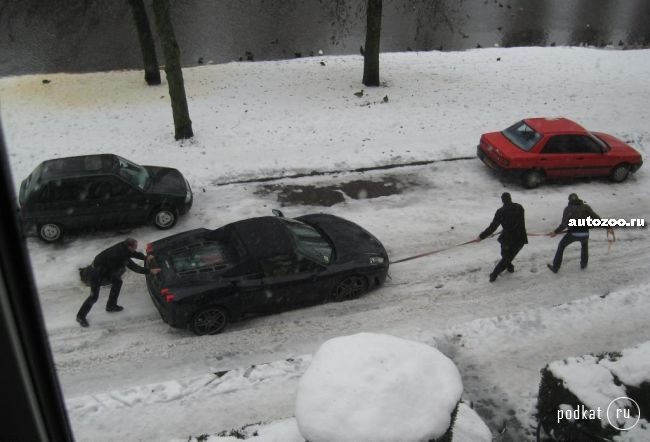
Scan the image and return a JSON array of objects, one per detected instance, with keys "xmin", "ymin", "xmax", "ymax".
[{"xmin": 547, "ymin": 193, "xmax": 608, "ymax": 273}]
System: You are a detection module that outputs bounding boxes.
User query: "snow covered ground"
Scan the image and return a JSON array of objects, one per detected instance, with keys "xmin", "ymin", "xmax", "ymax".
[{"xmin": 1, "ymin": 47, "xmax": 649, "ymax": 441}]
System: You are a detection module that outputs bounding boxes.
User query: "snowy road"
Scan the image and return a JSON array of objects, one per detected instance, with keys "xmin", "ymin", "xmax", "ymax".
[{"xmin": 34, "ymin": 166, "xmax": 650, "ymax": 441}]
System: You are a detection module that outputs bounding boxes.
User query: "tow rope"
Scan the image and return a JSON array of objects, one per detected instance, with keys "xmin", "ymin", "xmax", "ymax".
[
  {"xmin": 390, "ymin": 229, "xmax": 616, "ymax": 265},
  {"xmin": 390, "ymin": 239, "xmax": 478, "ymax": 264},
  {"xmin": 607, "ymin": 228, "xmax": 616, "ymax": 253}
]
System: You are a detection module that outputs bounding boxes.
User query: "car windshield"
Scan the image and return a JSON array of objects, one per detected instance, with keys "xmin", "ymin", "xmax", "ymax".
[
  {"xmin": 169, "ymin": 242, "xmax": 234, "ymax": 273},
  {"xmin": 284, "ymin": 219, "xmax": 333, "ymax": 266},
  {"xmin": 116, "ymin": 155, "xmax": 149, "ymax": 189},
  {"xmin": 502, "ymin": 121, "xmax": 543, "ymax": 151}
]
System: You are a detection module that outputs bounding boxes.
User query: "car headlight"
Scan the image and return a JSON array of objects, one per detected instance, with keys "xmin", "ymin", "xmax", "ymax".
[{"xmin": 369, "ymin": 256, "xmax": 385, "ymax": 265}]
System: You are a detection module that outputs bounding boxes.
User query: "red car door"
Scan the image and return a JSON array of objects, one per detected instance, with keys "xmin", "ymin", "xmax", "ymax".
[
  {"xmin": 538, "ymin": 135, "xmax": 582, "ymax": 178},
  {"xmin": 568, "ymin": 134, "xmax": 613, "ymax": 177}
]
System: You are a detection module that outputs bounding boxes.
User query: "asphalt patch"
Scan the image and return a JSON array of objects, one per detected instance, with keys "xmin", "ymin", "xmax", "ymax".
[{"xmin": 256, "ymin": 175, "xmax": 417, "ymax": 206}]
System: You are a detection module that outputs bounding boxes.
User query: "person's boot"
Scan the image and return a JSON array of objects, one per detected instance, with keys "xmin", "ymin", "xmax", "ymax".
[
  {"xmin": 76, "ymin": 316, "xmax": 89, "ymax": 327},
  {"xmin": 489, "ymin": 272, "xmax": 498, "ymax": 282},
  {"xmin": 106, "ymin": 279, "xmax": 123, "ymax": 312},
  {"xmin": 507, "ymin": 264, "xmax": 514, "ymax": 273},
  {"xmin": 547, "ymin": 264, "xmax": 558, "ymax": 274}
]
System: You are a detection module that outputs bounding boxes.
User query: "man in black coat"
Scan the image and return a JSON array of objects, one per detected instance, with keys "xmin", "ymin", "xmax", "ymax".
[
  {"xmin": 477, "ymin": 192, "xmax": 528, "ymax": 282},
  {"xmin": 547, "ymin": 193, "xmax": 608, "ymax": 273},
  {"xmin": 76, "ymin": 238, "xmax": 160, "ymax": 327}
]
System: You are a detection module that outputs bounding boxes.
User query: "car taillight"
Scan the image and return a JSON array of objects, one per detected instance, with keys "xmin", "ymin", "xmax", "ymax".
[
  {"xmin": 146, "ymin": 243, "xmax": 153, "ymax": 254},
  {"xmin": 160, "ymin": 288, "xmax": 175, "ymax": 303}
]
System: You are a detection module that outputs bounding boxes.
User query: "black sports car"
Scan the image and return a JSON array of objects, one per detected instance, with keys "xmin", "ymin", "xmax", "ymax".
[
  {"xmin": 145, "ymin": 212, "xmax": 389, "ymax": 335},
  {"xmin": 18, "ymin": 154, "xmax": 193, "ymax": 242}
]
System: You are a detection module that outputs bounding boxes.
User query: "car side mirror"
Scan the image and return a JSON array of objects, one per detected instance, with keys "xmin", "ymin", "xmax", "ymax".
[{"xmin": 272, "ymin": 209, "xmax": 284, "ymax": 217}]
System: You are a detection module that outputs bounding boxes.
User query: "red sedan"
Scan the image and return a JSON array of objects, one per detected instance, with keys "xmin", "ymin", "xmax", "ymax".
[{"xmin": 477, "ymin": 118, "xmax": 643, "ymax": 188}]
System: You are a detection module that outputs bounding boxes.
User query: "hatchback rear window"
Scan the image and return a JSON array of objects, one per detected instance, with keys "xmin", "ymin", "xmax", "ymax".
[
  {"xmin": 502, "ymin": 121, "xmax": 543, "ymax": 151},
  {"xmin": 169, "ymin": 242, "xmax": 234, "ymax": 273}
]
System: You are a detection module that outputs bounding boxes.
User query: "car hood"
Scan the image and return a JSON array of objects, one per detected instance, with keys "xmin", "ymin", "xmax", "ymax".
[
  {"xmin": 144, "ymin": 166, "xmax": 187, "ymax": 196},
  {"xmin": 593, "ymin": 132, "xmax": 643, "ymax": 159},
  {"xmin": 297, "ymin": 214, "xmax": 387, "ymax": 261}
]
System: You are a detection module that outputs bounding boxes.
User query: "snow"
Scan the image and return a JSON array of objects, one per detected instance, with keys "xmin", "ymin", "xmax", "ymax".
[
  {"xmin": 548, "ymin": 355, "xmax": 627, "ymax": 428},
  {"xmin": 1, "ymin": 46, "xmax": 649, "ymax": 441},
  {"xmin": 295, "ymin": 333, "xmax": 462, "ymax": 442},
  {"xmin": 601, "ymin": 341, "xmax": 650, "ymax": 388}
]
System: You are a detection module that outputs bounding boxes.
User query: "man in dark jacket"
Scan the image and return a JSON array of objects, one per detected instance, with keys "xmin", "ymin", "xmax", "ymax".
[
  {"xmin": 76, "ymin": 238, "xmax": 160, "ymax": 327},
  {"xmin": 547, "ymin": 193, "xmax": 607, "ymax": 273},
  {"xmin": 477, "ymin": 192, "xmax": 528, "ymax": 282}
]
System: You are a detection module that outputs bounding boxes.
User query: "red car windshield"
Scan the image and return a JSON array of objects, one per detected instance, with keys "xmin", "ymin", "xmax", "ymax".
[{"xmin": 502, "ymin": 121, "xmax": 543, "ymax": 151}]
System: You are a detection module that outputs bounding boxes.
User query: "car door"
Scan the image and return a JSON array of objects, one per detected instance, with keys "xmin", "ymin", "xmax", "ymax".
[
  {"xmin": 84, "ymin": 176, "xmax": 123, "ymax": 227},
  {"xmin": 539, "ymin": 135, "xmax": 581, "ymax": 178},
  {"xmin": 33, "ymin": 178, "xmax": 95, "ymax": 228},
  {"xmin": 258, "ymin": 255, "xmax": 326, "ymax": 311},
  {"xmin": 567, "ymin": 135, "xmax": 612, "ymax": 177},
  {"xmin": 104, "ymin": 176, "xmax": 150, "ymax": 226}
]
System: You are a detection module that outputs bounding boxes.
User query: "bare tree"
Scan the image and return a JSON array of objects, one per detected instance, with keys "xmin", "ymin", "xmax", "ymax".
[
  {"xmin": 128, "ymin": 0, "xmax": 161, "ymax": 85},
  {"xmin": 362, "ymin": 0, "xmax": 382, "ymax": 86},
  {"xmin": 152, "ymin": 0, "xmax": 193, "ymax": 140}
]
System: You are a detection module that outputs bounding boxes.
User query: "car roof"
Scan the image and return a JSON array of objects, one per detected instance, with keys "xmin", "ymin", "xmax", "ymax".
[
  {"xmin": 523, "ymin": 117, "xmax": 587, "ymax": 135},
  {"xmin": 38, "ymin": 154, "xmax": 117, "ymax": 182},
  {"xmin": 230, "ymin": 216, "xmax": 294, "ymax": 260}
]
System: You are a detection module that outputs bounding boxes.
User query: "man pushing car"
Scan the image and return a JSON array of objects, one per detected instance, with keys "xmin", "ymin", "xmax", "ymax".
[{"xmin": 76, "ymin": 238, "xmax": 160, "ymax": 327}]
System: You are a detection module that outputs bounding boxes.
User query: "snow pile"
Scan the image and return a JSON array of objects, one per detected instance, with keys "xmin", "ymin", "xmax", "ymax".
[
  {"xmin": 537, "ymin": 342, "xmax": 650, "ymax": 440},
  {"xmin": 548, "ymin": 355, "xmax": 627, "ymax": 428},
  {"xmin": 600, "ymin": 341, "xmax": 650, "ymax": 388},
  {"xmin": 295, "ymin": 332, "xmax": 463, "ymax": 442},
  {"xmin": 173, "ymin": 418, "xmax": 304, "ymax": 442}
]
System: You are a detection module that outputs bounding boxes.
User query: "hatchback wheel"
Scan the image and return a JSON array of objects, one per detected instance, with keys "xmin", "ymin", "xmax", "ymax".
[
  {"xmin": 610, "ymin": 164, "xmax": 630, "ymax": 183},
  {"xmin": 522, "ymin": 170, "xmax": 545, "ymax": 189},
  {"xmin": 39, "ymin": 223, "xmax": 63, "ymax": 243},
  {"xmin": 153, "ymin": 208, "xmax": 177, "ymax": 229},
  {"xmin": 332, "ymin": 275, "xmax": 368, "ymax": 302},
  {"xmin": 190, "ymin": 306, "xmax": 229, "ymax": 335}
]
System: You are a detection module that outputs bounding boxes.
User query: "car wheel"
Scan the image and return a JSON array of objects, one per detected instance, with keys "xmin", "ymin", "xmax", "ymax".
[
  {"xmin": 332, "ymin": 275, "xmax": 368, "ymax": 302},
  {"xmin": 522, "ymin": 170, "xmax": 545, "ymax": 189},
  {"xmin": 38, "ymin": 223, "xmax": 63, "ymax": 243},
  {"xmin": 153, "ymin": 208, "xmax": 177, "ymax": 229},
  {"xmin": 610, "ymin": 164, "xmax": 630, "ymax": 183},
  {"xmin": 190, "ymin": 306, "xmax": 229, "ymax": 336}
]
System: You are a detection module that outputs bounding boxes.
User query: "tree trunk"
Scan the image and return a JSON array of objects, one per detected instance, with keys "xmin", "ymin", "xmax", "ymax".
[
  {"xmin": 362, "ymin": 0, "xmax": 382, "ymax": 87},
  {"xmin": 152, "ymin": 0, "xmax": 193, "ymax": 140},
  {"xmin": 128, "ymin": 0, "xmax": 161, "ymax": 85}
]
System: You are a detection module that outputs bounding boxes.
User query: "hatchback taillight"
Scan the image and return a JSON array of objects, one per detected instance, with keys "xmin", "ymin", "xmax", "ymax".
[
  {"xmin": 146, "ymin": 243, "xmax": 153, "ymax": 254},
  {"xmin": 160, "ymin": 288, "xmax": 175, "ymax": 303}
]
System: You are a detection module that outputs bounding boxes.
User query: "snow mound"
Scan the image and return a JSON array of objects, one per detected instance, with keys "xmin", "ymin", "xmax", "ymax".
[{"xmin": 295, "ymin": 332, "xmax": 463, "ymax": 442}]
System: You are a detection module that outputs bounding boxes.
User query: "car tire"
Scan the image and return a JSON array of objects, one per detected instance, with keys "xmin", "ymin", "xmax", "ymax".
[
  {"xmin": 190, "ymin": 306, "xmax": 229, "ymax": 336},
  {"xmin": 38, "ymin": 223, "xmax": 63, "ymax": 243},
  {"xmin": 332, "ymin": 275, "xmax": 368, "ymax": 302},
  {"xmin": 610, "ymin": 164, "xmax": 630, "ymax": 183},
  {"xmin": 522, "ymin": 169, "xmax": 545, "ymax": 189},
  {"xmin": 152, "ymin": 208, "xmax": 177, "ymax": 229}
]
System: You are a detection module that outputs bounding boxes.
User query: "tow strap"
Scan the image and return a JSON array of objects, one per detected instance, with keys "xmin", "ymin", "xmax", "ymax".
[
  {"xmin": 390, "ymin": 229, "xmax": 616, "ymax": 265},
  {"xmin": 390, "ymin": 239, "xmax": 478, "ymax": 264}
]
